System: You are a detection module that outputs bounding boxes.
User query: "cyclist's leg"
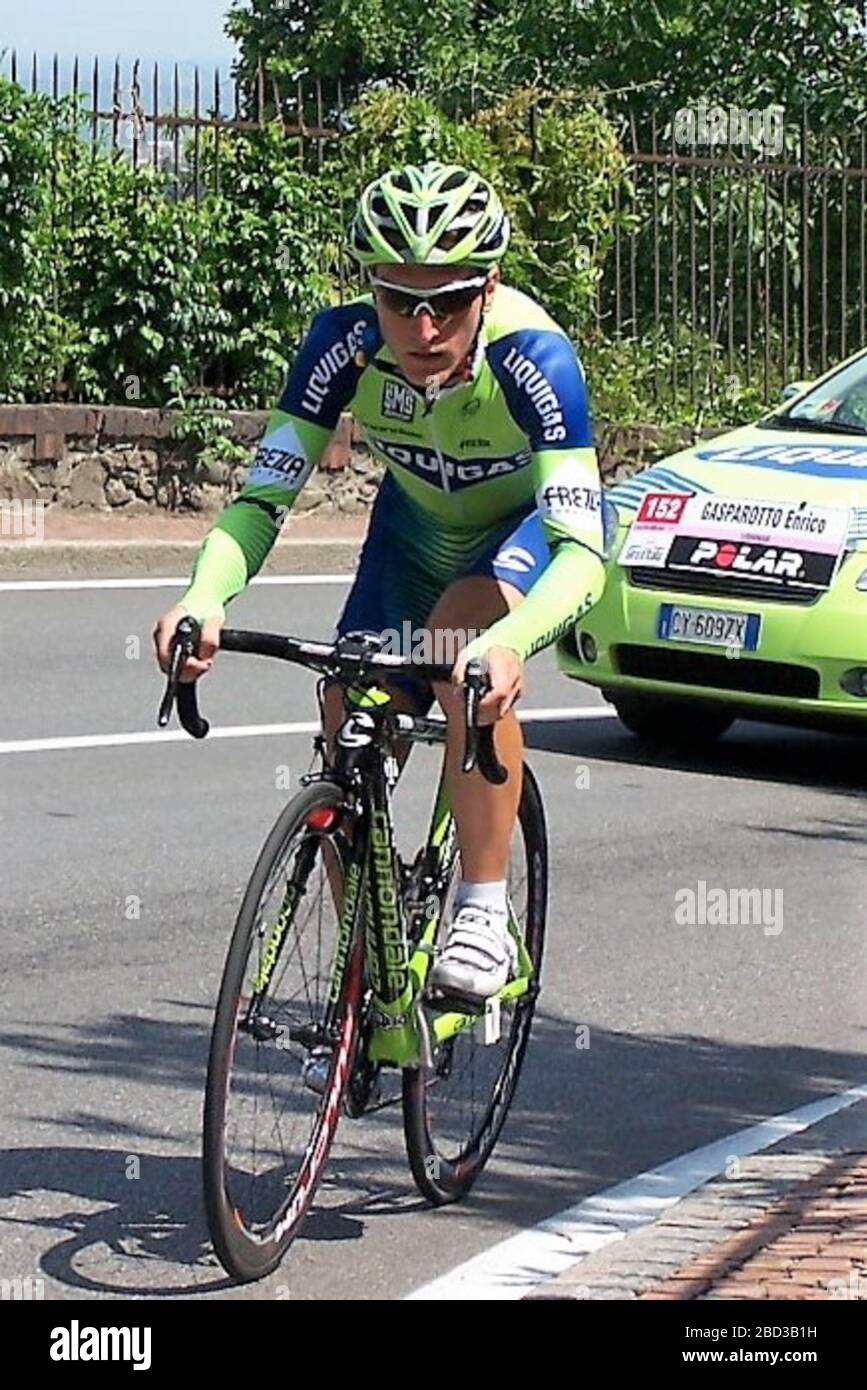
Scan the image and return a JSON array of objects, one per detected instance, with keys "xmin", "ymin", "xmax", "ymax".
[
  {"xmin": 433, "ymin": 504, "xmax": 551, "ymax": 881},
  {"xmin": 426, "ymin": 573, "xmax": 525, "ymax": 882}
]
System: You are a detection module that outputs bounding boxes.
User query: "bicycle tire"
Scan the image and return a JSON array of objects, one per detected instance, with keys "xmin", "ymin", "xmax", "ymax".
[
  {"xmin": 402, "ymin": 762, "xmax": 548, "ymax": 1204},
  {"xmin": 203, "ymin": 780, "xmax": 363, "ymax": 1281}
]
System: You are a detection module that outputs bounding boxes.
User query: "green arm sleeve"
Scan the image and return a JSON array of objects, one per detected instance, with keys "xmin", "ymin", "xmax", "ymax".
[
  {"xmin": 180, "ymin": 527, "xmax": 251, "ymax": 623},
  {"xmin": 463, "ymin": 443, "xmax": 607, "ymax": 662},
  {"xmin": 178, "ymin": 408, "xmax": 331, "ymax": 621},
  {"xmin": 463, "ymin": 539, "xmax": 606, "ymax": 663}
]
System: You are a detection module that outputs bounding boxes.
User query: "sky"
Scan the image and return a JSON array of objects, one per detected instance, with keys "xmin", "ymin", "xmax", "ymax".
[{"xmin": 0, "ymin": 0, "xmax": 240, "ymax": 69}]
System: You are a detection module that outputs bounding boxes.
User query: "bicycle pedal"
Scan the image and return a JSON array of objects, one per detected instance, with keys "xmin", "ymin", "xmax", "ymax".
[
  {"xmin": 476, "ymin": 995, "xmax": 502, "ymax": 1046},
  {"xmin": 423, "ymin": 985, "xmax": 488, "ymax": 1017}
]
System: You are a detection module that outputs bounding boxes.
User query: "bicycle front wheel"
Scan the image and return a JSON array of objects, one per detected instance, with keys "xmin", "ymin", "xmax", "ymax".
[
  {"xmin": 402, "ymin": 763, "xmax": 548, "ymax": 1204},
  {"xmin": 203, "ymin": 781, "xmax": 362, "ymax": 1281}
]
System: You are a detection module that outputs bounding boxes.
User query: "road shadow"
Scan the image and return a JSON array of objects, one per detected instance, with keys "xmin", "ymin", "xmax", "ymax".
[
  {"xmin": 0, "ymin": 1008, "xmax": 864, "ymax": 1297},
  {"xmin": 0, "ymin": 1139, "xmax": 400, "ymax": 1297},
  {"xmin": 522, "ymin": 713, "xmax": 867, "ymax": 797}
]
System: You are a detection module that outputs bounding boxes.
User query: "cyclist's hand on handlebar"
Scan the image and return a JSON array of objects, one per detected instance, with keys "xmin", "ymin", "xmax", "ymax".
[
  {"xmin": 453, "ymin": 645, "xmax": 523, "ymax": 724},
  {"xmin": 153, "ymin": 605, "xmax": 222, "ymax": 680}
]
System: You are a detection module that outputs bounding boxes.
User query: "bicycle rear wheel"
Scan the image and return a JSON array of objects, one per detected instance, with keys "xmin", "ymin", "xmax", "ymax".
[
  {"xmin": 402, "ymin": 763, "xmax": 547, "ymax": 1204},
  {"xmin": 203, "ymin": 781, "xmax": 362, "ymax": 1281}
]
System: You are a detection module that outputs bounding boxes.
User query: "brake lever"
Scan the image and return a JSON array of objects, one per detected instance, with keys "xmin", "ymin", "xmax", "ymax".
[
  {"xmin": 461, "ymin": 659, "xmax": 508, "ymax": 785},
  {"xmin": 157, "ymin": 615, "xmax": 210, "ymax": 739}
]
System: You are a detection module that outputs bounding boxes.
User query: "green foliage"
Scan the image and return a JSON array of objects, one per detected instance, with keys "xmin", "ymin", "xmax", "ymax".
[
  {"xmin": 0, "ymin": 77, "xmax": 75, "ymax": 399},
  {"xmin": 58, "ymin": 156, "xmax": 230, "ymax": 403},
  {"xmin": 226, "ymin": 1, "xmax": 867, "ymax": 128},
  {"xmin": 4, "ymin": 0, "xmax": 867, "ymax": 432},
  {"xmin": 586, "ymin": 328, "xmax": 783, "ymax": 432},
  {"xmin": 195, "ymin": 124, "xmax": 343, "ymax": 405},
  {"xmin": 0, "ymin": 79, "xmax": 344, "ymax": 408},
  {"xmin": 164, "ymin": 364, "xmax": 252, "ymax": 471},
  {"xmin": 225, "ymin": 0, "xmax": 482, "ymax": 98},
  {"xmin": 478, "ymin": 89, "xmax": 634, "ymax": 333}
]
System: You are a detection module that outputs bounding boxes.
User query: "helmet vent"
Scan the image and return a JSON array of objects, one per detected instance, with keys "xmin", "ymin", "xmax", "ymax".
[
  {"xmin": 378, "ymin": 222, "xmax": 409, "ymax": 255},
  {"xmin": 440, "ymin": 170, "xmax": 466, "ymax": 192},
  {"xmin": 436, "ymin": 228, "xmax": 465, "ymax": 251}
]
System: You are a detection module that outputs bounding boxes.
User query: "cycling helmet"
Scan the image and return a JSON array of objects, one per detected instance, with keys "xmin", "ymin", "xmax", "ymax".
[{"xmin": 348, "ymin": 162, "xmax": 510, "ymax": 267}]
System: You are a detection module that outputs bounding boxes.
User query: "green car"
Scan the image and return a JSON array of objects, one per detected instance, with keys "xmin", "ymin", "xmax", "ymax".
[{"xmin": 558, "ymin": 347, "xmax": 867, "ymax": 745}]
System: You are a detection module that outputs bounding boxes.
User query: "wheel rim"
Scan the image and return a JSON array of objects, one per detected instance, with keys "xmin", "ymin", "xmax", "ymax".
[
  {"xmin": 416, "ymin": 801, "xmax": 543, "ymax": 1182},
  {"xmin": 214, "ymin": 817, "xmax": 352, "ymax": 1241}
]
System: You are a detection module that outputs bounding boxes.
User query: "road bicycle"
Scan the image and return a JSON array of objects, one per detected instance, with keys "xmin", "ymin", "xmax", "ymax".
[{"xmin": 159, "ymin": 617, "xmax": 548, "ymax": 1282}]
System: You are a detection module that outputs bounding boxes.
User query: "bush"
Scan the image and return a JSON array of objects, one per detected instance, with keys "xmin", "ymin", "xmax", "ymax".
[
  {"xmin": 0, "ymin": 71, "xmax": 816, "ymax": 433},
  {"xmin": 0, "ymin": 77, "xmax": 73, "ymax": 399},
  {"xmin": 194, "ymin": 124, "xmax": 343, "ymax": 406}
]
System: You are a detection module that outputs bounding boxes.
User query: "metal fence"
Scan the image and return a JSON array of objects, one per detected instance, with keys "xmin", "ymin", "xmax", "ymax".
[
  {"xmin": 1, "ymin": 50, "xmax": 344, "ymax": 201},
  {"xmin": 5, "ymin": 50, "xmax": 867, "ymax": 408},
  {"xmin": 602, "ymin": 113, "xmax": 867, "ymax": 408}
]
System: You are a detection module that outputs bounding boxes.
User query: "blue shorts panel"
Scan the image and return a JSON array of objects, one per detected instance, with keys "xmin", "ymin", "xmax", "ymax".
[
  {"xmin": 333, "ymin": 478, "xmax": 553, "ymax": 712},
  {"xmin": 469, "ymin": 507, "xmax": 551, "ymax": 594}
]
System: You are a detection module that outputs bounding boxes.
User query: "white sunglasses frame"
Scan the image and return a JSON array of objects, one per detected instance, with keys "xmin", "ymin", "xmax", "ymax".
[{"xmin": 367, "ymin": 272, "xmax": 490, "ymax": 318}]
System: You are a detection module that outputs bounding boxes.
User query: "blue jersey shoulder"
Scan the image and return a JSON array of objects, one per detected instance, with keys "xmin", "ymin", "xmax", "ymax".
[
  {"xmin": 487, "ymin": 327, "xmax": 593, "ymax": 451},
  {"xmin": 278, "ymin": 301, "xmax": 382, "ymax": 430}
]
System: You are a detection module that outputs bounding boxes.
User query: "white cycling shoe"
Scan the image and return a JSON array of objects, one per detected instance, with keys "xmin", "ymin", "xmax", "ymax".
[{"xmin": 428, "ymin": 905, "xmax": 517, "ymax": 1001}]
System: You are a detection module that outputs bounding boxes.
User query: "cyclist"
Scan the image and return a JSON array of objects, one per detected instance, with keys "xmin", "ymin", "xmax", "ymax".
[{"xmin": 154, "ymin": 162, "xmax": 607, "ymax": 1002}]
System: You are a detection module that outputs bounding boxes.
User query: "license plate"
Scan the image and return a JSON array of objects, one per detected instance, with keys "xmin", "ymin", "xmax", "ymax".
[{"xmin": 657, "ymin": 603, "xmax": 761, "ymax": 651}]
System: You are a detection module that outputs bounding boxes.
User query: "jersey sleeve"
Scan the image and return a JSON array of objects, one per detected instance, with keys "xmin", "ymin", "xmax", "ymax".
[
  {"xmin": 180, "ymin": 303, "xmax": 379, "ymax": 622},
  {"xmin": 475, "ymin": 328, "xmax": 607, "ymax": 659}
]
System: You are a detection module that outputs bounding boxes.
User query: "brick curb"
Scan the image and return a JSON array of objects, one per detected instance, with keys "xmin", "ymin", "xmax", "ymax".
[
  {"xmin": 524, "ymin": 1097, "xmax": 867, "ymax": 1301},
  {"xmin": 641, "ymin": 1151, "xmax": 867, "ymax": 1300}
]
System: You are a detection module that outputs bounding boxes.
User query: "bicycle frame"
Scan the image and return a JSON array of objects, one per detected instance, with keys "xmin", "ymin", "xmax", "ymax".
[{"xmin": 305, "ymin": 681, "xmax": 537, "ymax": 1071}]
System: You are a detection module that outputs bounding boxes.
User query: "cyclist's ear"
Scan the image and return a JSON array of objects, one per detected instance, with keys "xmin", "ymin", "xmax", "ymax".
[{"xmin": 484, "ymin": 266, "xmax": 500, "ymax": 309}]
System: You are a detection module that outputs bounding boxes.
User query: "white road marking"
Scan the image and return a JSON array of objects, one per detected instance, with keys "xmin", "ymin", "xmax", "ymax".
[
  {"xmin": 0, "ymin": 706, "xmax": 613, "ymax": 755},
  {"xmin": 0, "ymin": 723, "xmax": 320, "ymax": 753},
  {"xmin": 404, "ymin": 1081, "xmax": 867, "ymax": 1301},
  {"xmin": 0, "ymin": 575, "xmax": 353, "ymax": 592}
]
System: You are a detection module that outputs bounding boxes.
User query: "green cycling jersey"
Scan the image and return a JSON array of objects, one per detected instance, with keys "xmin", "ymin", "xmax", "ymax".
[{"xmin": 180, "ymin": 283, "xmax": 606, "ymax": 661}]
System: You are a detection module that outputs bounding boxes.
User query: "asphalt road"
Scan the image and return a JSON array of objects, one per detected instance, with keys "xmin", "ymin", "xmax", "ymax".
[{"xmin": 1, "ymin": 578, "xmax": 866, "ymax": 1300}]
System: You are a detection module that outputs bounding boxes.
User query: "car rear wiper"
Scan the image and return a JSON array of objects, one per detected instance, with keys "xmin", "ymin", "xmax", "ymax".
[{"xmin": 762, "ymin": 414, "xmax": 867, "ymax": 436}]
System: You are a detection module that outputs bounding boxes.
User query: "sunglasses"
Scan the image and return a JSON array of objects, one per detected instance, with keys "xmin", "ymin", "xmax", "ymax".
[{"xmin": 369, "ymin": 274, "xmax": 489, "ymax": 323}]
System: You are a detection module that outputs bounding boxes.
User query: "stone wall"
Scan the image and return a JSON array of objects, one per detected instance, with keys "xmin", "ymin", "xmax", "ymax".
[{"xmin": 0, "ymin": 404, "xmax": 722, "ymax": 515}]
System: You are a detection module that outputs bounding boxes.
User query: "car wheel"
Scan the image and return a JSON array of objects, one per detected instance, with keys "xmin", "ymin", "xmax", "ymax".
[{"xmin": 613, "ymin": 695, "xmax": 733, "ymax": 747}]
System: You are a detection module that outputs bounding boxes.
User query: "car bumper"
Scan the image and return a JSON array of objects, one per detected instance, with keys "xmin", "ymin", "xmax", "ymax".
[{"xmin": 557, "ymin": 552, "xmax": 867, "ymax": 723}]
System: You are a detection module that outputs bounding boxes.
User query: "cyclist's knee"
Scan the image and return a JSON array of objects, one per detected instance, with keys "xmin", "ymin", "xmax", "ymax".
[
  {"xmin": 427, "ymin": 574, "xmax": 520, "ymax": 635},
  {"xmin": 322, "ymin": 682, "xmax": 345, "ymax": 758},
  {"xmin": 431, "ymin": 678, "xmax": 463, "ymax": 726}
]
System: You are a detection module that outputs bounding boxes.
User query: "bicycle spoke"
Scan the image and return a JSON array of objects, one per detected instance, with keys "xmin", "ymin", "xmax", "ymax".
[{"xmin": 204, "ymin": 788, "xmax": 362, "ymax": 1277}]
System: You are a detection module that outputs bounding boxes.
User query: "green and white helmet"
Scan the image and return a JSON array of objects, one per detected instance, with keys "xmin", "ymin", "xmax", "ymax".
[{"xmin": 348, "ymin": 162, "xmax": 510, "ymax": 267}]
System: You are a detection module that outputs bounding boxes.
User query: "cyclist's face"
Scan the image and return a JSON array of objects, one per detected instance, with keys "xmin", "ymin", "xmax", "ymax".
[{"xmin": 372, "ymin": 264, "xmax": 498, "ymax": 389}]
